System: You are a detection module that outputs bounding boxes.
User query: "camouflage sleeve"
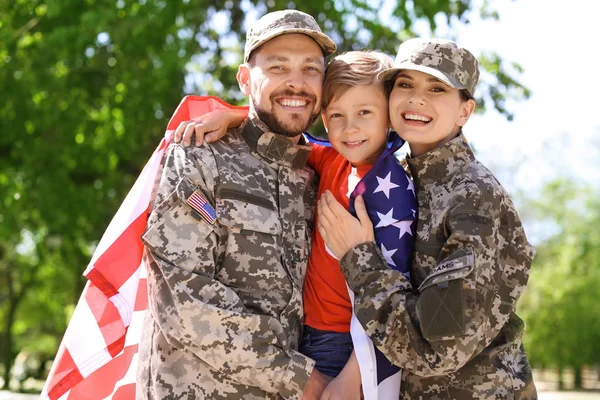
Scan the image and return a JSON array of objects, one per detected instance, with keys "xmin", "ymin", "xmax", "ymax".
[
  {"xmin": 339, "ymin": 186, "xmax": 533, "ymax": 377},
  {"xmin": 143, "ymin": 143, "xmax": 315, "ymax": 398}
]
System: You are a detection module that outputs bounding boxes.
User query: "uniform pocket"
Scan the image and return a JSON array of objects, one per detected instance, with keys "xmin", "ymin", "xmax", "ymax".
[
  {"xmin": 142, "ymin": 179, "xmax": 216, "ymax": 274},
  {"xmin": 216, "ymin": 184, "xmax": 281, "ymax": 235},
  {"xmin": 213, "ymin": 185, "xmax": 289, "ymax": 296},
  {"xmin": 416, "ymin": 253, "xmax": 475, "ymax": 341}
]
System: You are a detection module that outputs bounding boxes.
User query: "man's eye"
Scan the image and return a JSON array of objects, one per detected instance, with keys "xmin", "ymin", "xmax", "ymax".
[{"xmin": 270, "ymin": 65, "xmax": 285, "ymax": 71}]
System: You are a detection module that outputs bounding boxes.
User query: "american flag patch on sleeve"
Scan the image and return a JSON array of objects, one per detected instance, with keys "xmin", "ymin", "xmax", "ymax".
[{"xmin": 186, "ymin": 190, "xmax": 217, "ymax": 225}]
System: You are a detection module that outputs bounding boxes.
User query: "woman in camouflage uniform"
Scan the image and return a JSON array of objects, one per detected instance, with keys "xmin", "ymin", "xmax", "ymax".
[{"xmin": 318, "ymin": 38, "xmax": 538, "ymax": 400}]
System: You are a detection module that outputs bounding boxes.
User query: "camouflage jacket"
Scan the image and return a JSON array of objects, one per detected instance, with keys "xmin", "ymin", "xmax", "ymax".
[
  {"xmin": 137, "ymin": 114, "xmax": 319, "ymax": 399},
  {"xmin": 339, "ymin": 136, "xmax": 538, "ymax": 399}
]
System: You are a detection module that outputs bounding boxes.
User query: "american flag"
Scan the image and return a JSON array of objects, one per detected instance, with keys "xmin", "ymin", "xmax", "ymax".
[
  {"xmin": 186, "ymin": 190, "xmax": 217, "ymax": 225},
  {"xmin": 347, "ymin": 135, "xmax": 417, "ymax": 400},
  {"xmin": 41, "ymin": 96, "xmax": 248, "ymax": 400}
]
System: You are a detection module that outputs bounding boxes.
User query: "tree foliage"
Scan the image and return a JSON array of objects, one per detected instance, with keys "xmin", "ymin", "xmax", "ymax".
[
  {"xmin": 0, "ymin": 0, "xmax": 527, "ymax": 389},
  {"xmin": 519, "ymin": 179, "xmax": 600, "ymax": 389}
]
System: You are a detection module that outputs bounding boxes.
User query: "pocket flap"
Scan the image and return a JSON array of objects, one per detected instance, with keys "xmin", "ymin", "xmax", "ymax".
[
  {"xmin": 418, "ymin": 254, "xmax": 474, "ymax": 292},
  {"xmin": 216, "ymin": 184, "xmax": 281, "ymax": 235},
  {"xmin": 142, "ymin": 187, "xmax": 214, "ymax": 271}
]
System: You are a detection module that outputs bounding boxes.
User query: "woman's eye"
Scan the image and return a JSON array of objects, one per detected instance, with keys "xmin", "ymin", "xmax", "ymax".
[
  {"xmin": 431, "ymin": 86, "xmax": 446, "ymax": 93},
  {"xmin": 396, "ymin": 81, "xmax": 410, "ymax": 88}
]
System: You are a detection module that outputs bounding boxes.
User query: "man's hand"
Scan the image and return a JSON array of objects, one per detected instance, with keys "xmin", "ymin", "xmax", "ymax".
[
  {"xmin": 317, "ymin": 191, "xmax": 375, "ymax": 259},
  {"xmin": 173, "ymin": 108, "xmax": 248, "ymax": 147},
  {"xmin": 300, "ymin": 368, "xmax": 333, "ymax": 400}
]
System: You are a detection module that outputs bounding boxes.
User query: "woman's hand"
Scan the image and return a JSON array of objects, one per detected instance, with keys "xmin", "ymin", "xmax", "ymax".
[
  {"xmin": 174, "ymin": 108, "xmax": 248, "ymax": 146},
  {"xmin": 317, "ymin": 191, "xmax": 375, "ymax": 259}
]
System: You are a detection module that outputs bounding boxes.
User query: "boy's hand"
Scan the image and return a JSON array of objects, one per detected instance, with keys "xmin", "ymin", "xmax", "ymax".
[
  {"xmin": 300, "ymin": 368, "xmax": 332, "ymax": 400},
  {"xmin": 320, "ymin": 376, "xmax": 361, "ymax": 400},
  {"xmin": 320, "ymin": 351, "xmax": 362, "ymax": 400},
  {"xmin": 174, "ymin": 108, "xmax": 247, "ymax": 147},
  {"xmin": 318, "ymin": 191, "xmax": 374, "ymax": 259}
]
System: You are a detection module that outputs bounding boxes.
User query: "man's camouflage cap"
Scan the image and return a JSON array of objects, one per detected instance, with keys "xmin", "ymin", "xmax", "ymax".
[
  {"xmin": 244, "ymin": 10, "xmax": 337, "ymax": 63},
  {"xmin": 379, "ymin": 38, "xmax": 480, "ymax": 97}
]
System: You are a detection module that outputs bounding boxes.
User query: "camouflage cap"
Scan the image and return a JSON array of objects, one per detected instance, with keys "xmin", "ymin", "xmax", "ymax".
[
  {"xmin": 379, "ymin": 38, "xmax": 480, "ymax": 97},
  {"xmin": 244, "ymin": 10, "xmax": 336, "ymax": 63}
]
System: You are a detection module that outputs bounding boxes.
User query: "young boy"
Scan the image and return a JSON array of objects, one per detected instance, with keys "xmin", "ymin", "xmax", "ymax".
[
  {"xmin": 317, "ymin": 38, "xmax": 538, "ymax": 399},
  {"xmin": 175, "ymin": 50, "xmax": 417, "ymax": 399},
  {"xmin": 300, "ymin": 51, "xmax": 416, "ymax": 400}
]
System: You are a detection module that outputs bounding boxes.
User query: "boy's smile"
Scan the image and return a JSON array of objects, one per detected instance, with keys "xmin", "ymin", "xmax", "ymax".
[
  {"xmin": 388, "ymin": 70, "xmax": 474, "ymax": 157},
  {"xmin": 322, "ymin": 83, "xmax": 389, "ymax": 166}
]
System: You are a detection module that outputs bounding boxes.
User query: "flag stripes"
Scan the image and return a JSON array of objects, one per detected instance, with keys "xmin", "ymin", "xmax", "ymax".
[{"xmin": 42, "ymin": 96, "xmax": 247, "ymax": 399}]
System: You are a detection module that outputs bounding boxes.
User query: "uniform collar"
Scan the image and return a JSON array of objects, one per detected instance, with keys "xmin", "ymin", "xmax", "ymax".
[
  {"xmin": 406, "ymin": 135, "xmax": 475, "ymax": 187},
  {"xmin": 240, "ymin": 110, "xmax": 312, "ymax": 170}
]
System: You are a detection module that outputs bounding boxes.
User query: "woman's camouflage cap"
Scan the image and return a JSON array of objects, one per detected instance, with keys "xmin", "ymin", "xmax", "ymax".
[
  {"xmin": 379, "ymin": 38, "xmax": 480, "ymax": 97},
  {"xmin": 244, "ymin": 10, "xmax": 337, "ymax": 63}
]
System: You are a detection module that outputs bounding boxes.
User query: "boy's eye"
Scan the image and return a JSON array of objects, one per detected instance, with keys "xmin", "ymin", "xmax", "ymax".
[
  {"xmin": 328, "ymin": 113, "xmax": 343, "ymax": 118},
  {"xmin": 358, "ymin": 109, "xmax": 371, "ymax": 115}
]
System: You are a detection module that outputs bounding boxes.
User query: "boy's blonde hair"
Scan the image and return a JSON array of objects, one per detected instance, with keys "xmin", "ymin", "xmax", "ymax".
[{"xmin": 322, "ymin": 51, "xmax": 394, "ymax": 109}]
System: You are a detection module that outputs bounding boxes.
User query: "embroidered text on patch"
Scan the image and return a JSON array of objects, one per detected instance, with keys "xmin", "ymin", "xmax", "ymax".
[{"xmin": 186, "ymin": 190, "xmax": 217, "ymax": 225}]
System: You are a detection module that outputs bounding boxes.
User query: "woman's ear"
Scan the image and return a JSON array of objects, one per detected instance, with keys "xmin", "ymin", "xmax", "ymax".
[
  {"xmin": 457, "ymin": 98, "xmax": 476, "ymax": 127},
  {"xmin": 237, "ymin": 64, "xmax": 251, "ymax": 96}
]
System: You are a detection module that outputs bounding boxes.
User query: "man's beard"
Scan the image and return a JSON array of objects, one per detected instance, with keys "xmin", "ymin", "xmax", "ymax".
[{"xmin": 252, "ymin": 92, "xmax": 320, "ymax": 138}]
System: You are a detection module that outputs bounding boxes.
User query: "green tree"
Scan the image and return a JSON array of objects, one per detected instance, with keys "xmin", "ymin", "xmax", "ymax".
[
  {"xmin": 519, "ymin": 180, "xmax": 600, "ymax": 389},
  {"xmin": 0, "ymin": 0, "xmax": 528, "ymax": 388}
]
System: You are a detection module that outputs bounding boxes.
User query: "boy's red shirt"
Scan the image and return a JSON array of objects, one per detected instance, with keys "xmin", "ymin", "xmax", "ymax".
[{"xmin": 304, "ymin": 144, "xmax": 372, "ymax": 332}]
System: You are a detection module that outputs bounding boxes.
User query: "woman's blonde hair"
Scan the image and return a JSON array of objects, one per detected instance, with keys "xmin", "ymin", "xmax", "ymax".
[{"xmin": 322, "ymin": 50, "xmax": 394, "ymax": 109}]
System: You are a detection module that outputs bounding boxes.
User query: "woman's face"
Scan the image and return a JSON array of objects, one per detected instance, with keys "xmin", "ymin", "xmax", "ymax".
[{"xmin": 388, "ymin": 70, "xmax": 475, "ymax": 157}]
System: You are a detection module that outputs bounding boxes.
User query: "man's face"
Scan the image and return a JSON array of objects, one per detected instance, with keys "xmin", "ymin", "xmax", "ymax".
[{"xmin": 238, "ymin": 34, "xmax": 325, "ymax": 140}]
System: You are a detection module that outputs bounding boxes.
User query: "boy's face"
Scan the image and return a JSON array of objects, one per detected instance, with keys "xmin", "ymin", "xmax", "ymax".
[
  {"xmin": 322, "ymin": 83, "xmax": 389, "ymax": 166},
  {"xmin": 237, "ymin": 34, "xmax": 325, "ymax": 141},
  {"xmin": 388, "ymin": 70, "xmax": 475, "ymax": 157}
]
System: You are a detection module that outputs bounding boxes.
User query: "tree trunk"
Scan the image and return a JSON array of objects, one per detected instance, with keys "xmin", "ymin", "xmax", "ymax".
[
  {"xmin": 557, "ymin": 366, "xmax": 565, "ymax": 391},
  {"xmin": 1, "ymin": 300, "xmax": 17, "ymax": 390},
  {"xmin": 573, "ymin": 366, "xmax": 583, "ymax": 389},
  {"xmin": 0, "ymin": 262, "xmax": 34, "ymax": 391}
]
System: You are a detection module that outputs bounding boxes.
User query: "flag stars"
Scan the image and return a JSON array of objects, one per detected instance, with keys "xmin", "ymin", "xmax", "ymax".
[
  {"xmin": 380, "ymin": 243, "xmax": 398, "ymax": 267},
  {"xmin": 406, "ymin": 175, "xmax": 415, "ymax": 197},
  {"xmin": 375, "ymin": 208, "xmax": 397, "ymax": 228},
  {"xmin": 392, "ymin": 220, "xmax": 414, "ymax": 239},
  {"xmin": 374, "ymin": 172, "xmax": 400, "ymax": 199}
]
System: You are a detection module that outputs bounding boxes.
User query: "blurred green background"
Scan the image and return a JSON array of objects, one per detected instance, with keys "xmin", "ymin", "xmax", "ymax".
[{"xmin": 1, "ymin": 0, "xmax": 599, "ymax": 395}]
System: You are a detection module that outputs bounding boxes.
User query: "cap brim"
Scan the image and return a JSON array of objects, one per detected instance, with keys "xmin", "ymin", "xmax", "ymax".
[
  {"xmin": 378, "ymin": 63, "xmax": 466, "ymax": 91},
  {"xmin": 246, "ymin": 29, "xmax": 337, "ymax": 61}
]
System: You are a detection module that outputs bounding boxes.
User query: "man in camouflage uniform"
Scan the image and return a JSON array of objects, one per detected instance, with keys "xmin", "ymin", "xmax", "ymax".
[
  {"xmin": 318, "ymin": 39, "xmax": 538, "ymax": 399},
  {"xmin": 137, "ymin": 10, "xmax": 336, "ymax": 400}
]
